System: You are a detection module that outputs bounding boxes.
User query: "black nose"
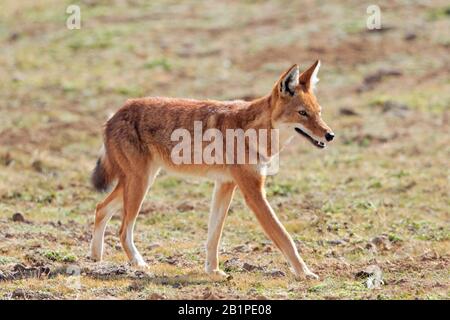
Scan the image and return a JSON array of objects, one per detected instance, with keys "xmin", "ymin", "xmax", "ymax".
[{"xmin": 325, "ymin": 132, "xmax": 335, "ymax": 141}]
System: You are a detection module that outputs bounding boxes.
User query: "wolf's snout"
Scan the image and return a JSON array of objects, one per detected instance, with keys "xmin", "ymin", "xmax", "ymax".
[{"xmin": 325, "ymin": 132, "xmax": 335, "ymax": 142}]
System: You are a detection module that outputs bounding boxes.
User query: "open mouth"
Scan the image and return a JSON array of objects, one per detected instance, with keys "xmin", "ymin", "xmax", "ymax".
[{"xmin": 295, "ymin": 128, "xmax": 326, "ymax": 149}]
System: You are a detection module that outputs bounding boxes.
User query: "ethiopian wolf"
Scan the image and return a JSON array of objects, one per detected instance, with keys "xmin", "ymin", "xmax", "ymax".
[{"xmin": 90, "ymin": 61, "xmax": 334, "ymax": 280}]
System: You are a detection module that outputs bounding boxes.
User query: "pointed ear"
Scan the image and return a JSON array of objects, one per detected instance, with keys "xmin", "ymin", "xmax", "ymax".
[
  {"xmin": 299, "ymin": 60, "xmax": 320, "ymax": 90},
  {"xmin": 278, "ymin": 64, "xmax": 299, "ymax": 96}
]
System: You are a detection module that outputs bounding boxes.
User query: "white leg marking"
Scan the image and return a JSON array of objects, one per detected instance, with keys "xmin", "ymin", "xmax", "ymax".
[
  {"xmin": 126, "ymin": 220, "xmax": 146, "ymax": 267},
  {"xmin": 124, "ymin": 167, "xmax": 160, "ymax": 268},
  {"xmin": 205, "ymin": 181, "xmax": 235, "ymax": 277},
  {"xmin": 90, "ymin": 198, "xmax": 122, "ymax": 261}
]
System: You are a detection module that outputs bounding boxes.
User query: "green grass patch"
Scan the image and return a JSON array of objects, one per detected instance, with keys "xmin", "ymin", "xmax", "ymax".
[{"xmin": 43, "ymin": 250, "xmax": 78, "ymax": 263}]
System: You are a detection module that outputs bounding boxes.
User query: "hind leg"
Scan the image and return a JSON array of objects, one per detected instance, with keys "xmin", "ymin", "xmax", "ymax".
[
  {"xmin": 205, "ymin": 181, "xmax": 236, "ymax": 277},
  {"xmin": 90, "ymin": 182, "xmax": 124, "ymax": 261},
  {"xmin": 120, "ymin": 166, "xmax": 159, "ymax": 267}
]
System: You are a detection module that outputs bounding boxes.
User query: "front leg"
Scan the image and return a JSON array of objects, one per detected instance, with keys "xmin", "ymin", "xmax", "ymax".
[
  {"xmin": 232, "ymin": 168, "xmax": 319, "ymax": 280},
  {"xmin": 205, "ymin": 181, "xmax": 236, "ymax": 277}
]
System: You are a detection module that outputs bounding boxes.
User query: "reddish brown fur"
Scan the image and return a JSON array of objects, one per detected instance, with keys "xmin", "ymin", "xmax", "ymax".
[{"xmin": 90, "ymin": 61, "xmax": 334, "ymax": 279}]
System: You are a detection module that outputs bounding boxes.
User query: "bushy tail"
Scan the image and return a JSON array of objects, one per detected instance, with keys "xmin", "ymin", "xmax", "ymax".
[{"xmin": 91, "ymin": 148, "xmax": 116, "ymax": 192}]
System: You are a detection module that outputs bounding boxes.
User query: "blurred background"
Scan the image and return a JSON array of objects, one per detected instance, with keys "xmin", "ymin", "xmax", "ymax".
[{"xmin": 0, "ymin": 0, "xmax": 448, "ymax": 299}]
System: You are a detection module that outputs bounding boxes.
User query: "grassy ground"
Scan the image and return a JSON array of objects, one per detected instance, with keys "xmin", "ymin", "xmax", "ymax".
[{"xmin": 0, "ymin": 0, "xmax": 449, "ymax": 299}]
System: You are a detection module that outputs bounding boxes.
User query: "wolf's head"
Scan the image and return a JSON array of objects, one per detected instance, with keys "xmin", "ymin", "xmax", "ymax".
[{"xmin": 271, "ymin": 61, "xmax": 334, "ymax": 149}]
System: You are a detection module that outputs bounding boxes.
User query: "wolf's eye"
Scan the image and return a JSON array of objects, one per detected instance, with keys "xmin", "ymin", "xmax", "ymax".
[{"xmin": 299, "ymin": 110, "xmax": 308, "ymax": 117}]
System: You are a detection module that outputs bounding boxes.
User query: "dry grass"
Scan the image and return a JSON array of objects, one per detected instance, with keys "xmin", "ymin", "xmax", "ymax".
[{"xmin": 0, "ymin": 0, "xmax": 449, "ymax": 299}]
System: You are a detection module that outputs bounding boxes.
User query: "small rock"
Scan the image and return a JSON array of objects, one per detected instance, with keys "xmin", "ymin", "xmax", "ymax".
[
  {"xmin": 176, "ymin": 201, "xmax": 194, "ymax": 212},
  {"xmin": 172, "ymin": 282, "xmax": 183, "ymax": 289},
  {"xmin": 232, "ymin": 244, "xmax": 251, "ymax": 253},
  {"xmin": 0, "ymin": 152, "xmax": 13, "ymax": 166},
  {"xmin": 242, "ymin": 262, "xmax": 263, "ymax": 272},
  {"xmin": 357, "ymin": 69, "xmax": 402, "ymax": 92},
  {"xmin": 12, "ymin": 212, "xmax": 25, "ymax": 223},
  {"xmin": 8, "ymin": 32, "xmax": 20, "ymax": 42},
  {"xmin": 12, "ymin": 289, "xmax": 26, "ymax": 299},
  {"xmin": 371, "ymin": 235, "xmax": 392, "ymax": 251},
  {"xmin": 162, "ymin": 256, "xmax": 177, "ymax": 265},
  {"xmin": 133, "ymin": 270, "xmax": 148, "ymax": 279},
  {"xmin": 339, "ymin": 107, "xmax": 360, "ymax": 116},
  {"xmin": 404, "ymin": 32, "xmax": 417, "ymax": 41},
  {"xmin": 31, "ymin": 160, "xmax": 44, "ymax": 173},
  {"xmin": 267, "ymin": 270, "xmax": 286, "ymax": 278},
  {"xmin": 327, "ymin": 239, "xmax": 346, "ymax": 246},
  {"xmin": 148, "ymin": 293, "xmax": 166, "ymax": 300}
]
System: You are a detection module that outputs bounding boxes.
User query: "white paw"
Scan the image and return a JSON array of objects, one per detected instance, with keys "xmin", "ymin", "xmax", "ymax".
[
  {"xmin": 89, "ymin": 249, "xmax": 102, "ymax": 262},
  {"xmin": 129, "ymin": 256, "xmax": 148, "ymax": 269},
  {"xmin": 206, "ymin": 269, "xmax": 229, "ymax": 279},
  {"xmin": 304, "ymin": 271, "xmax": 319, "ymax": 280},
  {"xmin": 89, "ymin": 255, "xmax": 102, "ymax": 262},
  {"xmin": 294, "ymin": 269, "xmax": 320, "ymax": 280},
  {"xmin": 89, "ymin": 240, "xmax": 104, "ymax": 261}
]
